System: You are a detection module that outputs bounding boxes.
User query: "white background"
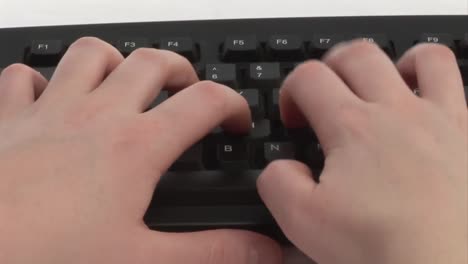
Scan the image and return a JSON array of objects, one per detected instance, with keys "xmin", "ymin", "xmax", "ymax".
[
  {"xmin": 0, "ymin": 0, "xmax": 467, "ymax": 263},
  {"xmin": 0, "ymin": 0, "xmax": 467, "ymax": 28}
]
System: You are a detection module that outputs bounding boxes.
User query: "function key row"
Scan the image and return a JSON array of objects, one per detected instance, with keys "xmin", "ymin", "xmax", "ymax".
[
  {"xmin": 24, "ymin": 33, "xmax": 468, "ymax": 66},
  {"xmin": 222, "ymin": 34, "xmax": 394, "ymax": 61},
  {"xmin": 26, "ymin": 38, "xmax": 200, "ymax": 66},
  {"xmin": 116, "ymin": 38, "xmax": 199, "ymax": 61},
  {"xmin": 221, "ymin": 33, "xmax": 468, "ymax": 62}
]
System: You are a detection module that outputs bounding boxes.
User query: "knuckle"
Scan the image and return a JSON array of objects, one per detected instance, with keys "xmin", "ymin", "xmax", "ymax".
[
  {"xmin": 291, "ymin": 60, "xmax": 328, "ymax": 80},
  {"xmin": 130, "ymin": 48, "xmax": 169, "ymax": 66},
  {"xmin": 193, "ymin": 80, "xmax": 230, "ymax": 112},
  {"xmin": 325, "ymin": 40, "xmax": 381, "ymax": 64},
  {"xmin": 347, "ymin": 40, "xmax": 381, "ymax": 55},
  {"xmin": 71, "ymin": 36, "xmax": 108, "ymax": 50},
  {"xmin": 284, "ymin": 60, "xmax": 329, "ymax": 89},
  {"xmin": 336, "ymin": 101, "xmax": 367, "ymax": 125},
  {"xmin": 70, "ymin": 37, "xmax": 121, "ymax": 60},
  {"xmin": 336, "ymin": 102, "xmax": 373, "ymax": 141},
  {"xmin": 1, "ymin": 63, "xmax": 36, "ymax": 77}
]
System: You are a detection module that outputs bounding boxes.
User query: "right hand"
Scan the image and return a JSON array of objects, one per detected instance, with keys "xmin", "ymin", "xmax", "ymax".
[{"xmin": 258, "ymin": 40, "xmax": 468, "ymax": 264}]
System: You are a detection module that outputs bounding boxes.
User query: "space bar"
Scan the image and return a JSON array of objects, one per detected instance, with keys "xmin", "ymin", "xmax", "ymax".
[{"xmin": 151, "ymin": 170, "xmax": 263, "ymax": 206}]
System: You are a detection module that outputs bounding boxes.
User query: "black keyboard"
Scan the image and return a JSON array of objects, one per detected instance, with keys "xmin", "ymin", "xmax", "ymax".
[{"xmin": 1, "ymin": 16, "xmax": 467, "ymax": 243}]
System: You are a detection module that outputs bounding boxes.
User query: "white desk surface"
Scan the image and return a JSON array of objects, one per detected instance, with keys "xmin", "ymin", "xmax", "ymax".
[
  {"xmin": 0, "ymin": 1, "xmax": 467, "ymax": 263},
  {"xmin": 1, "ymin": 0, "xmax": 467, "ymax": 28}
]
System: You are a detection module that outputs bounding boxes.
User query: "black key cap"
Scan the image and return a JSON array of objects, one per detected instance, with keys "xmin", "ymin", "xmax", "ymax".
[
  {"xmin": 249, "ymin": 63, "xmax": 281, "ymax": 89},
  {"xmin": 29, "ymin": 40, "xmax": 64, "ymax": 66},
  {"xmin": 217, "ymin": 140, "xmax": 250, "ymax": 171},
  {"xmin": 146, "ymin": 206, "xmax": 278, "ymax": 233},
  {"xmin": 419, "ymin": 34, "xmax": 455, "ymax": 50},
  {"xmin": 205, "ymin": 64, "xmax": 238, "ymax": 88},
  {"xmin": 287, "ymin": 127, "xmax": 318, "ymax": 144},
  {"xmin": 459, "ymin": 60, "xmax": 468, "ymax": 84},
  {"xmin": 309, "ymin": 35, "xmax": 343, "ymax": 58},
  {"xmin": 171, "ymin": 143, "xmax": 204, "ymax": 170},
  {"xmin": 352, "ymin": 34, "xmax": 393, "ymax": 56},
  {"xmin": 267, "ymin": 35, "xmax": 305, "ymax": 60},
  {"xmin": 34, "ymin": 67, "xmax": 56, "ymax": 80},
  {"xmin": 236, "ymin": 89, "xmax": 263, "ymax": 118},
  {"xmin": 302, "ymin": 143, "xmax": 324, "ymax": 169},
  {"xmin": 222, "ymin": 36, "xmax": 260, "ymax": 62},
  {"xmin": 464, "ymin": 86, "xmax": 468, "ymax": 104},
  {"xmin": 151, "ymin": 170, "xmax": 263, "ymax": 206},
  {"xmin": 264, "ymin": 142, "xmax": 295, "ymax": 162},
  {"xmin": 148, "ymin": 91, "xmax": 169, "ymax": 109},
  {"xmin": 250, "ymin": 119, "xmax": 271, "ymax": 139},
  {"xmin": 269, "ymin": 88, "xmax": 280, "ymax": 120},
  {"xmin": 116, "ymin": 39, "xmax": 150, "ymax": 56},
  {"xmin": 160, "ymin": 38, "xmax": 198, "ymax": 62},
  {"xmin": 461, "ymin": 34, "xmax": 468, "ymax": 58}
]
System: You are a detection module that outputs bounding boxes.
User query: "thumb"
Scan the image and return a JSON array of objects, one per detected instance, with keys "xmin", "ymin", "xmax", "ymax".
[
  {"xmin": 257, "ymin": 160, "xmax": 323, "ymax": 257},
  {"xmin": 142, "ymin": 229, "xmax": 282, "ymax": 264}
]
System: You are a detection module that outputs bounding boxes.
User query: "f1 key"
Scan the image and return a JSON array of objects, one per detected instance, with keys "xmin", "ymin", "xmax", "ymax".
[{"xmin": 29, "ymin": 40, "xmax": 64, "ymax": 66}]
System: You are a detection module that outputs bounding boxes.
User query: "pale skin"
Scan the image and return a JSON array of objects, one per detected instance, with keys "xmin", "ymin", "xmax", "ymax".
[{"xmin": 0, "ymin": 37, "xmax": 466, "ymax": 264}]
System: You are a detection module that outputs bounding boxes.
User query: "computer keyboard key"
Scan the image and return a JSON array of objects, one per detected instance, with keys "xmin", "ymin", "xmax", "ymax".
[
  {"xmin": 217, "ymin": 140, "xmax": 250, "ymax": 171},
  {"xmin": 464, "ymin": 86, "xmax": 468, "ymax": 104},
  {"xmin": 34, "ymin": 67, "xmax": 56, "ymax": 80},
  {"xmin": 268, "ymin": 88, "xmax": 280, "ymax": 120},
  {"xmin": 116, "ymin": 39, "xmax": 150, "ymax": 56},
  {"xmin": 461, "ymin": 34, "xmax": 468, "ymax": 58},
  {"xmin": 222, "ymin": 36, "xmax": 260, "ymax": 62},
  {"xmin": 148, "ymin": 91, "xmax": 169, "ymax": 109},
  {"xmin": 250, "ymin": 119, "xmax": 271, "ymax": 139},
  {"xmin": 267, "ymin": 35, "xmax": 305, "ymax": 60},
  {"xmin": 29, "ymin": 40, "xmax": 64, "ymax": 66},
  {"xmin": 419, "ymin": 34, "xmax": 455, "ymax": 50},
  {"xmin": 205, "ymin": 64, "xmax": 238, "ymax": 88},
  {"xmin": 152, "ymin": 170, "xmax": 262, "ymax": 206},
  {"xmin": 264, "ymin": 142, "xmax": 295, "ymax": 162},
  {"xmin": 301, "ymin": 143, "xmax": 325, "ymax": 170},
  {"xmin": 309, "ymin": 35, "xmax": 344, "ymax": 58},
  {"xmin": 459, "ymin": 60, "xmax": 467, "ymax": 83},
  {"xmin": 352, "ymin": 34, "xmax": 393, "ymax": 56},
  {"xmin": 171, "ymin": 143, "xmax": 204, "ymax": 170},
  {"xmin": 160, "ymin": 38, "xmax": 198, "ymax": 62},
  {"xmin": 236, "ymin": 89, "xmax": 263, "ymax": 118},
  {"xmin": 287, "ymin": 127, "xmax": 318, "ymax": 143},
  {"xmin": 249, "ymin": 63, "xmax": 281, "ymax": 89}
]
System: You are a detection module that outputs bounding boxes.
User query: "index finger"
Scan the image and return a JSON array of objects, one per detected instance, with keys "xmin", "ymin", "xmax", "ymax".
[
  {"xmin": 141, "ymin": 80, "xmax": 251, "ymax": 174},
  {"xmin": 280, "ymin": 61, "xmax": 362, "ymax": 151}
]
